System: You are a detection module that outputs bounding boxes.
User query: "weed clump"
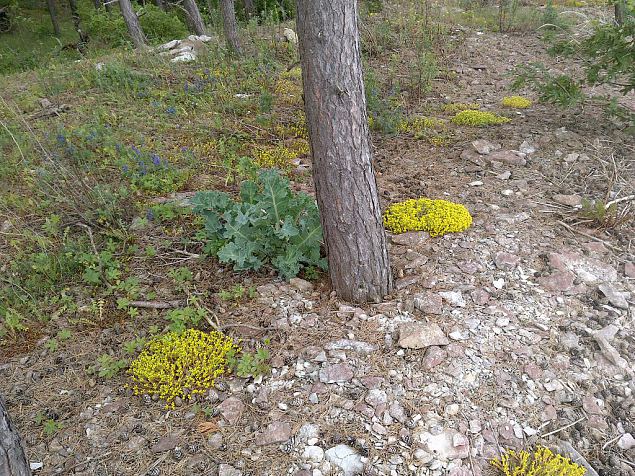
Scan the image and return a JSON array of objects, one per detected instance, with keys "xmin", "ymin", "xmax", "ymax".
[
  {"xmin": 129, "ymin": 329, "xmax": 238, "ymax": 408},
  {"xmin": 383, "ymin": 198, "xmax": 472, "ymax": 237},
  {"xmin": 451, "ymin": 110, "xmax": 511, "ymax": 126},
  {"xmin": 502, "ymin": 95, "xmax": 532, "ymax": 108},
  {"xmin": 491, "ymin": 446, "xmax": 586, "ymax": 476}
]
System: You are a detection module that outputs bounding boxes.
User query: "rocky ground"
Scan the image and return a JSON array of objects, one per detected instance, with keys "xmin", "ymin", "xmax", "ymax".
[{"xmin": 2, "ymin": 12, "xmax": 634, "ymax": 476}]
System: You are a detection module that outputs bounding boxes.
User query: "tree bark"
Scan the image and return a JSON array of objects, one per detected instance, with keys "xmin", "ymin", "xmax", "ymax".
[
  {"xmin": 119, "ymin": 0, "xmax": 147, "ymax": 49},
  {"xmin": 183, "ymin": 0, "xmax": 206, "ymax": 35},
  {"xmin": 68, "ymin": 0, "xmax": 89, "ymax": 44},
  {"xmin": 0, "ymin": 397, "xmax": 31, "ymax": 476},
  {"xmin": 154, "ymin": 0, "xmax": 167, "ymax": 11},
  {"xmin": 243, "ymin": 0, "xmax": 256, "ymax": 18},
  {"xmin": 614, "ymin": 0, "xmax": 625, "ymax": 25},
  {"xmin": 220, "ymin": 0, "xmax": 242, "ymax": 54},
  {"xmin": 47, "ymin": 0, "xmax": 61, "ymax": 37},
  {"xmin": 295, "ymin": 0, "xmax": 393, "ymax": 303}
]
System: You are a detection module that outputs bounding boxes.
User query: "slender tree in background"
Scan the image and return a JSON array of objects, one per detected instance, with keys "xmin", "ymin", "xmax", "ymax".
[
  {"xmin": 243, "ymin": 0, "xmax": 256, "ymax": 18},
  {"xmin": 614, "ymin": 0, "xmax": 625, "ymax": 25},
  {"xmin": 295, "ymin": 0, "xmax": 393, "ymax": 303},
  {"xmin": 119, "ymin": 0, "xmax": 147, "ymax": 48},
  {"xmin": 154, "ymin": 0, "xmax": 167, "ymax": 11},
  {"xmin": 220, "ymin": 0, "xmax": 241, "ymax": 53},
  {"xmin": 68, "ymin": 0, "xmax": 88, "ymax": 45},
  {"xmin": 0, "ymin": 397, "xmax": 31, "ymax": 476},
  {"xmin": 183, "ymin": 0, "xmax": 206, "ymax": 36},
  {"xmin": 46, "ymin": 0, "xmax": 61, "ymax": 36}
]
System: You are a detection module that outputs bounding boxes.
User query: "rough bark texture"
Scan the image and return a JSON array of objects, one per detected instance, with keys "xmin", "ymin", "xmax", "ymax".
[
  {"xmin": 295, "ymin": 0, "xmax": 393, "ymax": 303},
  {"xmin": 220, "ymin": 0, "xmax": 242, "ymax": 54},
  {"xmin": 614, "ymin": 0, "xmax": 625, "ymax": 25},
  {"xmin": 47, "ymin": 0, "xmax": 61, "ymax": 36},
  {"xmin": 183, "ymin": 0, "xmax": 206, "ymax": 35},
  {"xmin": 119, "ymin": 0, "xmax": 147, "ymax": 49},
  {"xmin": 243, "ymin": 0, "xmax": 256, "ymax": 18},
  {"xmin": 68, "ymin": 0, "xmax": 88, "ymax": 44},
  {"xmin": 0, "ymin": 397, "xmax": 31, "ymax": 476}
]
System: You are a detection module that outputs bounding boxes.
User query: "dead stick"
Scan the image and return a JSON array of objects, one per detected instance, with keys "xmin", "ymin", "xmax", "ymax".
[{"xmin": 129, "ymin": 300, "xmax": 183, "ymax": 309}]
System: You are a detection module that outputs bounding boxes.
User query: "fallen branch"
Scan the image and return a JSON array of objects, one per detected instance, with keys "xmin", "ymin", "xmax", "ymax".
[
  {"xmin": 556, "ymin": 220, "xmax": 620, "ymax": 251},
  {"xmin": 129, "ymin": 300, "xmax": 183, "ymax": 309}
]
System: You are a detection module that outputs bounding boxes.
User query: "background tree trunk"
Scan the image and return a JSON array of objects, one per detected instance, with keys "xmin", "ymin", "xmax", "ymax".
[
  {"xmin": 183, "ymin": 0, "xmax": 206, "ymax": 35},
  {"xmin": 295, "ymin": 0, "xmax": 393, "ymax": 303},
  {"xmin": 154, "ymin": 0, "xmax": 167, "ymax": 11},
  {"xmin": 47, "ymin": 0, "xmax": 61, "ymax": 37},
  {"xmin": 0, "ymin": 397, "xmax": 31, "ymax": 476},
  {"xmin": 243, "ymin": 0, "xmax": 255, "ymax": 18},
  {"xmin": 68, "ymin": 0, "xmax": 88, "ymax": 45},
  {"xmin": 614, "ymin": 0, "xmax": 625, "ymax": 25},
  {"xmin": 119, "ymin": 0, "xmax": 147, "ymax": 48},
  {"xmin": 220, "ymin": 0, "xmax": 241, "ymax": 53}
]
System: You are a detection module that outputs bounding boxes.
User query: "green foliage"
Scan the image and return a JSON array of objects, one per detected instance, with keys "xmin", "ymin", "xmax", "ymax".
[
  {"xmin": 192, "ymin": 170, "xmax": 325, "ymax": 279},
  {"xmin": 35, "ymin": 412, "xmax": 63, "ymax": 437},
  {"xmin": 219, "ymin": 284, "xmax": 257, "ymax": 302},
  {"xmin": 91, "ymin": 62, "xmax": 151, "ymax": 96},
  {"xmin": 89, "ymin": 354, "xmax": 129, "ymax": 379},
  {"xmin": 227, "ymin": 340, "xmax": 271, "ymax": 378},
  {"xmin": 86, "ymin": 4, "xmax": 187, "ymax": 48},
  {"xmin": 512, "ymin": 63, "xmax": 584, "ymax": 107},
  {"xmin": 166, "ymin": 305, "xmax": 207, "ymax": 334},
  {"xmin": 365, "ymin": 69, "xmax": 403, "ymax": 134}
]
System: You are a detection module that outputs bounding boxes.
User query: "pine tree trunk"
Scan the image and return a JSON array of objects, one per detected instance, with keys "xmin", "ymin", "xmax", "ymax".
[
  {"xmin": 47, "ymin": 0, "xmax": 61, "ymax": 37},
  {"xmin": 243, "ymin": 0, "xmax": 256, "ymax": 18},
  {"xmin": 119, "ymin": 0, "xmax": 147, "ymax": 48},
  {"xmin": 154, "ymin": 0, "xmax": 167, "ymax": 11},
  {"xmin": 68, "ymin": 0, "xmax": 88, "ymax": 44},
  {"xmin": 0, "ymin": 397, "xmax": 31, "ymax": 476},
  {"xmin": 183, "ymin": 0, "xmax": 206, "ymax": 35},
  {"xmin": 295, "ymin": 0, "xmax": 393, "ymax": 303},
  {"xmin": 220, "ymin": 0, "xmax": 241, "ymax": 53},
  {"xmin": 614, "ymin": 0, "xmax": 625, "ymax": 25}
]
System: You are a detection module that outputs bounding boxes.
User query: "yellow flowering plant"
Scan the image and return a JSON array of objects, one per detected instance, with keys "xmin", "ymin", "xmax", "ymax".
[
  {"xmin": 502, "ymin": 96, "xmax": 532, "ymax": 108},
  {"xmin": 129, "ymin": 329, "xmax": 239, "ymax": 408},
  {"xmin": 383, "ymin": 198, "xmax": 472, "ymax": 237},
  {"xmin": 491, "ymin": 446, "xmax": 586, "ymax": 476},
  {"xmin": 451, "ymin": 109, "xmax": 511, "ymax": 126}
]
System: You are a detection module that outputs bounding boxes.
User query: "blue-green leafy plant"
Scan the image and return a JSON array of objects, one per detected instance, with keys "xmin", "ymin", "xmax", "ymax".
[{"xmin": 192, "ymin": 170, "xmax": 325, "ymax": 279}]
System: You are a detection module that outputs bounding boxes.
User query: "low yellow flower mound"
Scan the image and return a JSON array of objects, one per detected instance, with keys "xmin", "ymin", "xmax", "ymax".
[
  {"xmin": 383, "ymin": 198, "xmax": 472, "ymax": 237},
  {"xmin": 491, "ymin": 447, "xmax": 586, "ymax": 476},
  {"xmin": 451, "ymin": 109, "xmax": 511, "ymax": 126},
  {"xmin": 502, "ymin": 95, "xmax": 532, "ymax": 108},
  {"xmin": 398, "ymin": 116, "xmax": 447, "ymax": 134},
  {"xmin": 129, "ymin": 329, "xmax": 238, "ymax": 408}
]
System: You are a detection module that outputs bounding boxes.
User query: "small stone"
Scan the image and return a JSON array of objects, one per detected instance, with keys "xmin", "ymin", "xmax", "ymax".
[
  {"xmin": 469, "ymin": 180, "xmax": 484, "ymax": 187},
  {"xmin": 256, "ymin": 421, "xmax": 292, "ymax": 446},
  {"xmin": 151, "ymin": 436, "xmax": 179, "ymax": 453},
  {"xmin": 422, "ymin": 346, "xmax": 448, "ymax": 370},
  {"xmin": 625, "ymin": 262, "xmax": 635, "ymax": 278},
  {"xmin": 598, "ymin": 283, "xmax": 629, "ymax": 309},
  {"xmin": 448, "ymin": 331, "xmax": 465, "ymax": 341},
  {"xmin": 501, "ymin": 189, "xmax": 514, "ymax": 196},
  {"xmin": 617, "ymin": 433, "xmax": 635, "ymax": 450},
  {"xmin": 494, "ymin": 252, "xmax": 520, "ymax": 270},
  {"xmin": 207, "ymin": 433, "xmax": 223, "ymax": 450},
  {"xmin": 217, "ymin": 396, "xmax": 244, "ymax": 425},
  {"xmin": 398, "ymin": 323, "xmax": 449, "ymax": 349},
  {"xmin": 302, "ymin": 445, "xmax": 325, "ymax": 462},
  {"xmin": 538, "ymin": 271, "xmax": 575, "ymax": 292},
  {"xmin": 471, "ymin": 289, "xmax": 490, "ymax": 305},
  {"xmin": 389, "ymin": 401, "xmax": 407, "ymax": 423},
  {"xmin": 471, "ymin": 139, "xmax": 501, "ymax": 155},
  {"xmin": 218, "ymin": 464, "xmax": 242, "ymax": 476},
  {"xmin": 543, "ymin": 380, "xmax": 564, "ymax": 392},
  {"xmin": 445, "ymin": 404, "xmax": 460, "ymax": 416},
  {"xmin": 582, "ymin": 396, "xmax": 603, "ymax": 415},
  {"xmin": 493, "ymin": 278, "xmax": 505, "ymax": 289},
  {"xmin": 438, "ymin": 291, "xmax": 465, "ymax": 307},
  {"xmin": 325, "ymin": 340, "xmax": 378, "ymax": 354},
  {"xmin": 469, "ymin": 420, "xmax": 482, "ymax": 433},
  {"xmin": 290, "ymin": 277, "xmax": 314, "ymax": 292},
  {"xmin": 519, "ymin": 141, "xmax": 536, "ymax": 155},
  {"xmin": 324, "ymin": 445, "xmax": 364, "ymax": 476},
  {"xmin": 497, "ymin": 170, "xmax": 512, "ymax": 180},
  {"xmin": 420, "ymin": 430, "xmax": 469, "ymax": 460},
  {"xmin": 553, "ymin": 194, "xmax": 582, "ymax": 207},
  {"xmin": 319, "ymin": 363, "xmax": 355, "ymax": 384},
  {"xmin": 391, "ymin": 231, "xmax": 430, "ymax": 247},
  {"xmin": 365, "ymin": 389, "xmax": 388, "ymax": 407},
  {"xmin": 488, "ymin": 149, "xmax": 527, "ymax": 166},
  {"xmin": 413, "ymin": 292, "xmax": 443, "ymax": 315}
]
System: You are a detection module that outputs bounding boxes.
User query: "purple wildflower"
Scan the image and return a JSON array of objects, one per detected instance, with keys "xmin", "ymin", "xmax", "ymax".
[{"xmin": 151, "ymin": 154, "xmax": 161, "ymax": 166}]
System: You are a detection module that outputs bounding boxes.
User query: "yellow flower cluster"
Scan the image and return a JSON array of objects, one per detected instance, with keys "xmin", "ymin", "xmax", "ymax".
[
  {"xmin": 128, "ymin": 329, "xmax": 238, "ymax": 408},
  {"xmin": 253, "ymin": 144, "xmax": 301, "ymax": 169},
  {"xmin": 491, "ymin": 447, "xmax": 586, "ymax": 476},
  {"xmin": 451, "ymin": 110, "xmax": 511, "ymax": 126},
  {"xmin": 398, "ymin": 116, "xmax": 447, "ymax": 134},
  {"xmin": 281, "ymin": 66, "xmax": 303, "ymax": 81},
  {"xmin": 502, "ymin": 96, "xmax": 532, "ymax": 108},
  {"xmin": 383, "ymin": 198, "xmax": 472, "ymax": 237},
  {"xmin": 443, "ymin": 102, "xmax": 481, "ymax": 113}
]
